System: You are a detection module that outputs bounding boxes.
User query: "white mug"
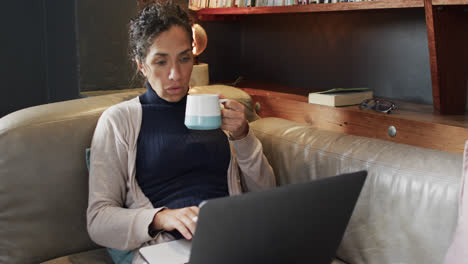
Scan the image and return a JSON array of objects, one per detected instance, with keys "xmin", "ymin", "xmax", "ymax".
[{"xmin": 185, "ymin": 94, "xmax": 227, "ymax": 130}]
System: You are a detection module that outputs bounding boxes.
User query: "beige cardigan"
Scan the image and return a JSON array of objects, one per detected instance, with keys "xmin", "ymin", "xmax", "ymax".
[{"xmin": 86, "ymin": 97, "xmax": 276, "ymax": 254}]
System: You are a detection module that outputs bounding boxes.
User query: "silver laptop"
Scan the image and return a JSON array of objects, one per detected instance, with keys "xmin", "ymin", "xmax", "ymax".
[{"xmin": 140, "ymin": 170, "xmax": 367, "ymax": 264}]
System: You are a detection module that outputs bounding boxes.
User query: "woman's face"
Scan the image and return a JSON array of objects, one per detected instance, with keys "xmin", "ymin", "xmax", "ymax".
[{"xmin": 137, "ymin": 25, "xmax": 193, "ymax": 102}]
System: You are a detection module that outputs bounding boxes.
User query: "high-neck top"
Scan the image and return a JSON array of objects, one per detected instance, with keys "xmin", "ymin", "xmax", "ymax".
[{"xmin": 136, "ymin": 83, "xmax": 230, "ymax": 236}]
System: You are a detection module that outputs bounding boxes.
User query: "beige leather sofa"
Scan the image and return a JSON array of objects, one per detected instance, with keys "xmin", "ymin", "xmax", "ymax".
[{"xmin": 0, "ymin": 85, "xmax": 462, "ymax": 264}]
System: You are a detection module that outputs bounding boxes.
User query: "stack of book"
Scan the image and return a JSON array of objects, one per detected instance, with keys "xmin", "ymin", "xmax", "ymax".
[
  {"xmin": 308, "ymin": 88, "xmax": 373, "ymax": 107},
  {"xmin": 189, "ymin": 0, "xmax": 375, "ymax": 9}
]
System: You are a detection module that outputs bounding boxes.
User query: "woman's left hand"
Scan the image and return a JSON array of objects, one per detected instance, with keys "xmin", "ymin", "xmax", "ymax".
[{"xmin": 219, "ymin": 95, "xmax": 249, "ymax": 140}]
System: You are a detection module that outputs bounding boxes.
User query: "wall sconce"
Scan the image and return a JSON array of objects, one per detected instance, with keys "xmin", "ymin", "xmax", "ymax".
[{"xmin": 190, "ymin": 24, "xmax": 209, "ymax": 87}]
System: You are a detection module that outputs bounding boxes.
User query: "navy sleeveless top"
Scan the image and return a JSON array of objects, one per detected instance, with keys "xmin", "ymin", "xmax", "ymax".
[{"xmin": 136, "ymin": 83, "xmax": 230, "ymax": 238}]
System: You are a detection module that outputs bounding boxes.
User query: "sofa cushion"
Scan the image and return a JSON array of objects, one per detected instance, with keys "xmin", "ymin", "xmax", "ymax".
[
  {"xmin": 250, "ymin": 117, "xmax": 463, "ymax": 264},
  {"xmin": 41, "ymin": 248, "xmax": 113, "ymax": 264},
  {"xmin": 0, "ymin": 92, "xmax": 143, "ymax": 264}
]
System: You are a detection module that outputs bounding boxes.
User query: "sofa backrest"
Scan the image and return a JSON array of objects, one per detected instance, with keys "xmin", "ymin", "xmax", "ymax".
[
  {"xmin": 0, "ymin": 92, "xmax": 140, "ymax": 264},
  {"xmin": 250, "ymin": 117, "xmax": 462, "ymax": 264},
  {"xmin": 0, "ymin": 85, "xmax": 255, "ymax": 263}
]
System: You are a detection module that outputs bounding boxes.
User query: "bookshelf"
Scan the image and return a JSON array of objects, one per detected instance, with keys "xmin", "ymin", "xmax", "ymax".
[
  {"xmin": 190, "ymin": 0, "xmax": 468, "ymax": 116},
  {"xmin": 138, "ymin": 0, "xmax": 468, "ymax": 152}
]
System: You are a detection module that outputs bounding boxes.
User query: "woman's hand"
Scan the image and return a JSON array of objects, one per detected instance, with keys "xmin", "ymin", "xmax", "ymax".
[
  {"xmin": 219, "ymin": 95, "xmax": 249, "ymax": 140},
  {"xmin": 151, "ymin": 206, "xmax": 199, "ymax": 240}
]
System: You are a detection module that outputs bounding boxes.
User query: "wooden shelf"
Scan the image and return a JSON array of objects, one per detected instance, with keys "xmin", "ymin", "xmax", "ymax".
[
  {"xmin": 433, "ymin": 0, "xmax": 468, "ymax": 5},
  {"xmin": 192, "ymin": 0, "xmax": 424, "ymax": 19},
  {"xmin": 192, "ymin": 0, "xmax": 468, "ymax": 18},
  {"xmin": 235, "ymin": 81, "xmax": 468, "ymax": 153}
]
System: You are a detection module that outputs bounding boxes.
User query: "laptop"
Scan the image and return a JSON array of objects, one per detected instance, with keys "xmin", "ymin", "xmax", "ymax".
[{"xmin": 140, "ymin": 170, "xmax": 367, "ymax": 264}]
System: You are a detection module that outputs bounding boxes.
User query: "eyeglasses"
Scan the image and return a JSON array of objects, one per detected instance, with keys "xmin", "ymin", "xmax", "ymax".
[{"xmin": 359, "ymin": 99, "xmax": 397, "ymax": 114}]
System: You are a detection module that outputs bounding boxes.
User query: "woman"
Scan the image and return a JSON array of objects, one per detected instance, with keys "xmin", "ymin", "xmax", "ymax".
[{"xmin": 86, "ymin": 2, "xmax": 276, "ymax": 263}]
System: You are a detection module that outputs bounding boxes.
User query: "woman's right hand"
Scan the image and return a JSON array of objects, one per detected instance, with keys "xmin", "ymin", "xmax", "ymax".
[{"xmin": 151, "ymin": 206, "xmax": 200, "ymax": 240}]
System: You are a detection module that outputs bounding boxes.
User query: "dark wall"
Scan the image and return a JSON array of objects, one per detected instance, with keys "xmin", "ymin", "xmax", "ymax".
[
  {"xmin": 76, "ymin": 0, "xmax": 240, "ymax": 92},
  {"xmin": 44, "ymin": 0, "xmax": 80, "ymax": 102},
  {"xmin": 77, "ymin": 0, "xmax": 140, "ymax": 91},
  {"xmin": 240, "ymin": 9, "xmax": 433, "ymax": 104},
  {"xmin": 0, "ymin": 0, "xmax": 79, "ymax": 117},
  {"xmin": 199, "ymin": 22, "xmax": 242, "ymax": 83},
  {"xmin": 0, "ymin": 1, "xmax": 46, "ymax": 117},
  {"xmin": 77, "ymin": 0, "xmax": 199, "ymax": 92}
]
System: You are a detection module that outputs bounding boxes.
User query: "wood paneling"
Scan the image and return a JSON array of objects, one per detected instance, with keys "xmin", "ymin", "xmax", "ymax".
[
  {"xmin": 241, "ymin": 88, "xmax": 468, "ymax": 153},
  {"xmin": 425, "ymin": 1, "xmax": 468, "ymax": 114}
]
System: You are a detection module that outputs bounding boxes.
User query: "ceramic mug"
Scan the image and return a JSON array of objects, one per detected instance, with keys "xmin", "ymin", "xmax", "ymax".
[{"xmin": 185, "ymin": 94, "xmax": 227, "ymax": 130}]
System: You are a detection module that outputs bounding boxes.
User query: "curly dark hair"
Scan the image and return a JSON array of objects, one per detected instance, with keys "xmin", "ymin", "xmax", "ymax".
[{"xmin": 129, "ymin": 1, "xmax": 193, "ymax": 65}]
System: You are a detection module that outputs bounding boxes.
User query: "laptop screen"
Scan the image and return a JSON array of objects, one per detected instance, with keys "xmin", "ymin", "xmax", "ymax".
[{"xmin": 189, "ymin": 170, "xmax": 367, "ymax": 264}]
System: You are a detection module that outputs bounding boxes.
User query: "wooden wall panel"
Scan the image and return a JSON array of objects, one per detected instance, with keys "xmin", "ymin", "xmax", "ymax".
[{"xmin": 425, "ymin": 1, "xmax": 468, "ymax": 114}]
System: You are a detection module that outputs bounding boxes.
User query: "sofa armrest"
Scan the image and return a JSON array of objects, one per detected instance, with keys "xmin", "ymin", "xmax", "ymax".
[{"xmin": 251, "ymin": 117, "xmax": 463, "ymax": 264}]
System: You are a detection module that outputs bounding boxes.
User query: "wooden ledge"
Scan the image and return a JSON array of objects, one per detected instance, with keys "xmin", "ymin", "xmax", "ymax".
[
  {"xmin": 239, "ymin": 87, "xmax": 468, "ymax": 154},
  {"xmin": 432, "ymin": 0, "xmax": 468, "ymax": 5}
]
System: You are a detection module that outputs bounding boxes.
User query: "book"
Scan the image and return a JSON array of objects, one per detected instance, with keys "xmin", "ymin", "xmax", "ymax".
[{"xmin": 308, "ymin": 88, "xmax": 373, "ymax": 107}]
